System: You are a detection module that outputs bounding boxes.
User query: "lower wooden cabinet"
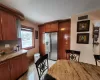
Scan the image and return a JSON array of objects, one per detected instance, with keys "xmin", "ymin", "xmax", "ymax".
[
  {"xmin": 10, "ymin": 55, "xmax": 23, "ymax": 80},
  {"xmin": 0, "ymin": 61, "xmax": 11, "ymax": 80},
  {"xmin": 22, "ymin": 54, "xmax": 29, "ymax": 73},
  {"xmin": 0, "ymin": 54, "xmax": 28, "ymax": 80}
]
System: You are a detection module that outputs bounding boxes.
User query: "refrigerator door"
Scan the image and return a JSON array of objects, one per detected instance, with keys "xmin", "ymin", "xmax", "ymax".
[
  {"xmin": 45, "ymin": 33, "xmax": 50, "ymax": 54},
  {"xmin": 50, "ymin": 32, "xmax": 57, "ymax": 60}
]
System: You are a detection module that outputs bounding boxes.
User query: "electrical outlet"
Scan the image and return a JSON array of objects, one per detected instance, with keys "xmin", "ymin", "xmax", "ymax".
[{"xmin": 5, "ymin": 44, "xmax": 10, "ymax": 48}]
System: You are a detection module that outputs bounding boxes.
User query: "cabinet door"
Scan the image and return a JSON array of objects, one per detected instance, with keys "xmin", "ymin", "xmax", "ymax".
[
  {"xmin": 0, "ymin": 11, "xmax": 17, "ymax": 40},
  {"xmin": 10, "ymin": 55, "xmax": 23, "ymax": 80},
  {"xmin": 45, "ymin": 23, "xmax": 51, "ymax": 32},
  {"xmin": 39, "ymin": 25, "xmax": 45, "ymax": 55},
  {"xmin": 0, "ymin": 18, "xmax": 2, "ymax": 40},
  {"xmin": 0, "ymin": 61, "xmax": 11, "ymax": 80},
  {"xmin": 51, "ymin": 22, "xmax": 58, "ymax": 32},
  {"xmin": 58, "ymin": 20, "xmax": 71, "ymax": 59},
  {"xmin": 22, "ymin": 54, "xmax": 29, "ymax": 73}
]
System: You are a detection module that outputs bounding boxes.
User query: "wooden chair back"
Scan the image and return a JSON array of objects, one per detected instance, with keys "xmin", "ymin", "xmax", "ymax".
[
  {"xmin": 66, "ymin": 50, "xmax": 80, "ymax": 62},
  {"xmin": 94, "ymin": 55, "xmax": 100, "ymax": 66},
  {"xmin": 35, "ymin": 54, "xmax": 49, "ymax": 80}
]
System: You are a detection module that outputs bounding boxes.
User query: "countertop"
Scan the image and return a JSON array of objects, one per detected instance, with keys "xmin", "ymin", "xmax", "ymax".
[
  {"xmin": 48, "ymin": 60, "xmax": 100, "ymax": 80},
  {"xmin": 0, "ymin": 50, "xmax": 28, "ymax": 63}
]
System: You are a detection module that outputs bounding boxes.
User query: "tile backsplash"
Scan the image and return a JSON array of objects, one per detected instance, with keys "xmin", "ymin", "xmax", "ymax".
[
  {"xmin": 0, "ymin": 40, "xmax": 21, "ymax": 54},
  {"xmin": 0, "ymin": 40, "xmax": 18, "ymax": 49}
]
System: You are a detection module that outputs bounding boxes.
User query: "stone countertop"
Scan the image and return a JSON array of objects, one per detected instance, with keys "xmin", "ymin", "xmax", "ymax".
[
  {"xmin": 0, "ymin": 50, "xmax": 28, "ymax": 63},
  {"xmin": 48, "ymin": 60, "xmax": 100, "ymax": 80}
]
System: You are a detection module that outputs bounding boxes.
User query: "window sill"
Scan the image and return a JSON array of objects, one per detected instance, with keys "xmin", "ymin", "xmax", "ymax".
[{"xmin": 23, "ymin": 46, "xmax": 34, "ymax": 50}]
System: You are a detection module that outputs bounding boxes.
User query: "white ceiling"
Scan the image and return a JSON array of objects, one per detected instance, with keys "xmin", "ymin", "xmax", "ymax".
[{"xmin": 0, "ymin": 0, "xmax": 100, "ymax": 24}]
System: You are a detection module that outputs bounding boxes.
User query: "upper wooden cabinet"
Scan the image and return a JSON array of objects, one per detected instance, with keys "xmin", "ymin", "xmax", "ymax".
[
  {"xmin": 45, "ymin": 23, "xmax": 51, "ymax": 32},
  {"xmin": 0, "ymin": 10, "xmax": 17, "ymax": 40},
  {"xmin": 45, "ymin": 22, "xmax": 58, "ymax": 32},
  {"xmin": 51, "ymin": 22, "xmax": 58, "ymax": 32}
]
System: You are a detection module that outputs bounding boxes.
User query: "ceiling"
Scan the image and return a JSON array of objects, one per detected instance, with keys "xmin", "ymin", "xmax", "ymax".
[{"xmin": 0, "ymin": 0, "xmax": 100, "ymax": 24}]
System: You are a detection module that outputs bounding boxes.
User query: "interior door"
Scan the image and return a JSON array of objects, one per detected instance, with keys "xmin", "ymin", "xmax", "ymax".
[{"xmin": 50, "ymin": 32, "xmax": 57, "ymax": 60}]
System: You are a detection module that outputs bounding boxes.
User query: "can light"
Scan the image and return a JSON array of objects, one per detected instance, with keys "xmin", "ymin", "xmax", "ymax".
[{"xmin": 60, "ymin": 28, "xmax": 66, "ymax": 31}]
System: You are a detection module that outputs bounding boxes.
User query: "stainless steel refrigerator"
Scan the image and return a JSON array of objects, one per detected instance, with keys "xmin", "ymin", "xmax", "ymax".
[{"xmin": 45, "ymin": 32, "xmax": 57, "ymax": 60}]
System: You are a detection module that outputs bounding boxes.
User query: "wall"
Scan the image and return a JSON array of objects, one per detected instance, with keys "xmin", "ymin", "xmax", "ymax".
[
  {"xmin": 71, "ymin": 9, "xmax": 100, "ymax": 65},
  {"xmin": 21, "ymin": 19, "xmax": 39, "ymax": 58}
]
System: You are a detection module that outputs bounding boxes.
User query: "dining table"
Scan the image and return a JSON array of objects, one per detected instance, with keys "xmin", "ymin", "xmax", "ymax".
[{"xmin": 47, "ymin": 60, "xmax": 100, "ymax": 80}]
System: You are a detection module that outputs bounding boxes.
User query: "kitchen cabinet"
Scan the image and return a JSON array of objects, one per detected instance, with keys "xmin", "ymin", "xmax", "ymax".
[
  {"xmin": 45, "ymin": 22, "xmax": 58, "ymax": 32},
  {"xmin": 39, "ymin": 25, "xmax": 45, "ymax": 56},
  {"xmin": 0, "ymin": 19, "xmax": 2, "ymax": 40},
  {"xmin": 39, "ymin": 20, "xmax": 71, "ymax": 59},
  {"xmin": 0, "ymin": 51, "xmax": 28, "ymax": 80},
  {"xmin": 0, "ymin": 10, "xmax": 17, "ymax": 40},
  {"xmin": 22, "ymin": 54, "xmax": 29, "ymax": 73},
  {"xmin": 0, "ymin": 61, "xmax": 11, "ymax": 80},
  {"xmin": 10, "ymin": 55, "xmax": 23, "ymax": 80},
  {"xmin": 51, "ymin": 22, "xmax": 58, "ymax": 32},
  {"xmin": 58, "ymin": 20, "xmax": 71, "ymax": 59},
  {"xmin": 45, "ymin": 23, "xmax": 51, "ymax": 32}
]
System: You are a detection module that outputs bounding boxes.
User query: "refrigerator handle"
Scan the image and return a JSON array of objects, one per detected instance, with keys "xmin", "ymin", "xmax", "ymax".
[{"xmin": 50, "ymin": 33, "xmax": 52, "ymax": 53}]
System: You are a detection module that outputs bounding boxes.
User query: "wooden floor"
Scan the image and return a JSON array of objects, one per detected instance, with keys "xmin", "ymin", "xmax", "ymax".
[{"xmin": 18, "ymin": 60, "xmax": 56, "ymax": 80}]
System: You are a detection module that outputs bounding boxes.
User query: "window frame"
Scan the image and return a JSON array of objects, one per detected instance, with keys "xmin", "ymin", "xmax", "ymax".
[{"xmin": 21, "ymin": 25, "xmax": 35, "ymax": 50}]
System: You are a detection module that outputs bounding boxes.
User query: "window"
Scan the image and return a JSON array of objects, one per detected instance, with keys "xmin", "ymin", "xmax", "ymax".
[{"xmin": 21, "ymin": 26, "xmax": 34, "ymax": 49}]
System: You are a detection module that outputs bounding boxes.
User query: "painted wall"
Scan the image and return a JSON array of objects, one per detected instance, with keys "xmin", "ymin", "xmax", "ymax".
[
  {"xmin": 21, "ymin": 19, "xmax": 39, "ymax": 58},
  {"xmin": 71, "ymin": 9, "xmax": 100, "ymax": 65}
]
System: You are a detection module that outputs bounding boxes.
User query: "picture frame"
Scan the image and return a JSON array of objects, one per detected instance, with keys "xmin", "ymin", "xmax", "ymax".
[
  {"xmin": 35, "ymin": 30, "xmax": 38, "ymax": 39},
  {"xmin": 77, "ymin": 33, "xmax": 89, "ymax": 44},
  {"xmin": 77, "ymin": 20, "xmax": 90, "ymax": 32}
]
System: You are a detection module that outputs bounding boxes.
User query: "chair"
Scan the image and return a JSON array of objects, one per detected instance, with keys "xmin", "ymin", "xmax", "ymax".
[
  {"xmin": 65, "ymin": 50, "xmax": 80, "ymax": 62},
  {"xmin": 35, "ymin": 54, "xmax": 49, "ymax": 80},
  {"xmin": 44, "ymin": 74, "xmax": 56, "ymax": 80},
  {"xmin": 94, "ymin": 55, "xmax": 100, "ymax": 66}
]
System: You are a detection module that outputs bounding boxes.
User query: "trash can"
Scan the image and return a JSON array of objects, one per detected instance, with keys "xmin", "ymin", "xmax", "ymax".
[{"xmin": 34, "ymin": 53, "xmax": 40, "ymax": 63}]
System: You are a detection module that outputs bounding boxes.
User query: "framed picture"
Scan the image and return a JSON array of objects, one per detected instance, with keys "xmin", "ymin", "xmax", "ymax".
[
  {"xmin": 77, "ymin": 20, "xmax": 90, "ymax": 32},
  {"xmin": 77, "ymin": 33, "xmax": 89, "ymax": 44},
  {"xmin": 35, "ymin": 30, "xmax": 38, "ymax": 39}
]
